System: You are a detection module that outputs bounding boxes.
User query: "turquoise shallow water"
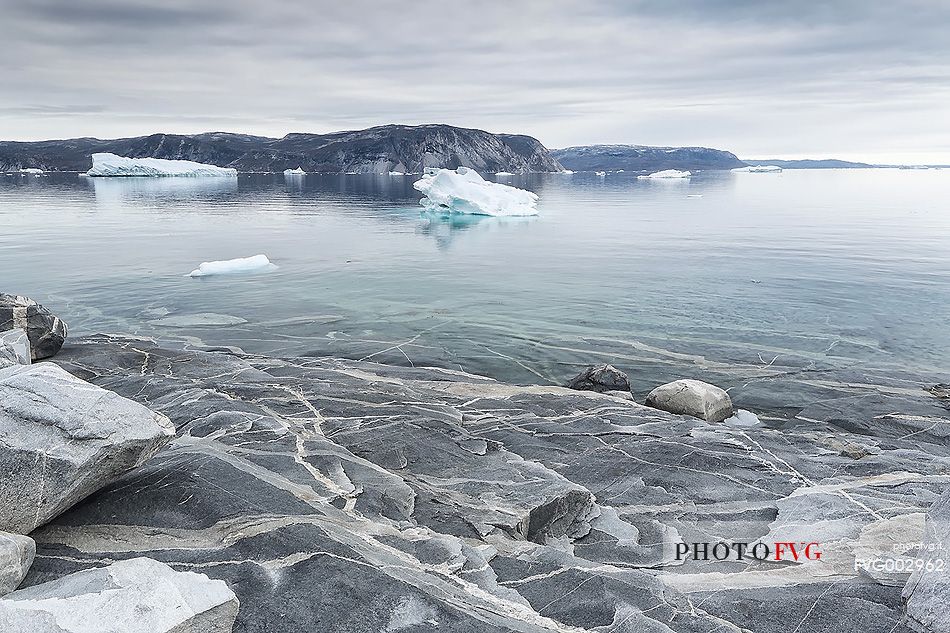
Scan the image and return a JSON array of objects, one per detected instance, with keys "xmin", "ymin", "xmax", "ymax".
[{"xmin": 2, "ymin": 169, "xmax": 949, "ymax": 404}]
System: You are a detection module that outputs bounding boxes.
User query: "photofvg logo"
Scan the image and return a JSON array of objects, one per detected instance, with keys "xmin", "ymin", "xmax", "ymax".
[{"xmin": 675, "ymin": 541, "xmax": 822, "ymax": 562}]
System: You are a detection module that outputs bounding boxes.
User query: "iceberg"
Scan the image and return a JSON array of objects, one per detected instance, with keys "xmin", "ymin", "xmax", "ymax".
[
  {"xmin": 283, "ymin": 167, "xmax": 306, "ymax": 175},
  {"xmin": 494, "ymin": 171, "xmax": 514, "ymax": 176},
  {"xmin": 412, "ymin": 167, "xmax": 539, "ymax": 217},
  {"xmin": 595, "ymin": 171, "xmax": 606, "ymax": 177},
  {"xmin": 637, "ymin": 169, "xmax": 691, "ymax": 179},
  {"xmin": 187, "ymin": 254, "xmax": 277, "ymax": 277},
  {"xmin": 18, "ymin": 168, "xmax": 44, "ymax": 175},
  {"xmin": 87, "ymin": 153, "xmax": 238, "ymax": 177}
]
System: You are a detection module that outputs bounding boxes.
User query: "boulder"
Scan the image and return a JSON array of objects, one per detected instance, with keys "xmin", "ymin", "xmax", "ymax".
[
  {"xmin": 0, "ymin": 329, "xmax": 30, "ymax": 368},
  {"xmin": 644, "ymin": 379, "xmax": 734, "ymax": 422},
  {"xmin": 903, "ymin": 490, "xmax": 950, "ymax": 632},
  {"xmin": 0, "ymin": 532, "xmax": 34, "ymax": 597},
  {"xmin": 0, "ymin": 294, "xmax": 67, "ymax": 360},
  {"xmin": 567, "ymin": 364, "xmax": 631, "ymax": 393},
  {"xmin": 0, "ymin": 557, "xmax": 239, "ymax": 632},
  {"xmin": 0, "ymin": 363, "xmax": 175, "ymax": 534}
]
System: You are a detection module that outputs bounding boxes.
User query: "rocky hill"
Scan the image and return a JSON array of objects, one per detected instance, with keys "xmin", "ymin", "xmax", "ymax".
[
  {"xmin": 553, "ymin": 144, "xmax": 745, "ymax": 171},
  {"xmin": 0, "ymin": 125, "xmax": 564, "ymax": 174}
]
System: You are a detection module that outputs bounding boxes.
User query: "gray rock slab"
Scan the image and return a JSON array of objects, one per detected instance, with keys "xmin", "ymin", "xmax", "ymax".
[
  {"xmin": 0, "ymin": 532, "xmax": 34, "ymax": 597},
  {"xmin": 18, "ymin": 334, "xmax": 946, "ymax": 633},
  {"xmin": 0, "ymin": 329, "xmax": 30, "ymax": 368},
  {"xmin": 903, "ymin": 489, "xmax": 950, "ymax": 632},
  {"xmin": 0, "ymin": 362, "xmax": 175, "ymax": 534},
  {"xmin": 0, "ymin": 295, "xmax": 67, "ymax": 360},
  {"xmin": 0, "ymin": 556, "xmax": 238, "ymax": 632}
]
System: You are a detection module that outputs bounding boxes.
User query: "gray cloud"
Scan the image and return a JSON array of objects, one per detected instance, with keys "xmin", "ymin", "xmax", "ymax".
[{"xmin": 0, "ymin": 0, "xmax": 947, "ymax": 162}]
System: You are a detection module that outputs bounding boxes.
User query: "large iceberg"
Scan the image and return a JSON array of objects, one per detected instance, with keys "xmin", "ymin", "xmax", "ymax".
[
  {"xmin": 637, "ymin": 169, "xmax": 691, "ymax": 179},
  {"xmin": 412, "ymin": 167, "xmax": 539, "ymax": 217},
  {"xmin": 188, "ymin": 254, "xmax": 276, "ymax": 277},
  {"xmin": 284, "ymin": 167, "xmax": 306, "ymax": 175},
  {"xmin": 86, "ymin": 153, "xmax": 238, "ymax": 177}
]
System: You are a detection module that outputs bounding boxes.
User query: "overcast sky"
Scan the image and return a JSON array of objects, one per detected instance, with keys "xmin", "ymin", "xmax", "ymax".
[{"xmin": 1, "ymin": 0, "xmax": 948, "ymax": 163}]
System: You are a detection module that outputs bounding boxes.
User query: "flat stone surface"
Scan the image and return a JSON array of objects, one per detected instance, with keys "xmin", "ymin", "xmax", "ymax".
[
  {"xmin": 0, "ymin": 295, "xmax": 67, "ymax": 360},
  {"xmin": 645, "ymin": 378, "xmax": 734, "ymax": 422},
  {"xmin": 0, "ymin": 556, "xmax": 238, "ymax": 632},
  {"xmin": 903, "ymin": 490, "xmax": 950, "ymax": 632},
  {"xmin": 0, "ymin": 329, "xmax": 30, "ymax": 368},
  {"xmin": 0, "ymin": 532, "xmax": 34, "ymax": 597},
  {"xmin": 20, "ymin": 334, "xmax": 949, "ymax": 632},
  {"xmin": 0, "ymin": 362, "xmax": 175, "ymax": 534}
]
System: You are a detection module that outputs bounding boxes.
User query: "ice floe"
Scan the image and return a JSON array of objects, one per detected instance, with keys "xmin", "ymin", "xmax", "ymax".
[
  {"xmin": 733, "ymin": 165, "xmax": 782, "ymax": 173},
  {"xmin": 283, "ymin": 167, "xmax": 306, "ymax": 175},
  {"xmin": 412, "ymin": 167, "xmax": 539, "ymax": 217},
  {"xmin": 187, "ymin": 254, "xmax": 277, "ymax": 277},
  {"xmin": 724, "ymin": 409, "xmax": 762, "ymax": 428},
  {"xmin": 86, "ymin": 153, "xmax": 238, "ymax": 177},
  {"xmin": 638, "ymin": 169, "xmax": 691, "ymax": 179}
]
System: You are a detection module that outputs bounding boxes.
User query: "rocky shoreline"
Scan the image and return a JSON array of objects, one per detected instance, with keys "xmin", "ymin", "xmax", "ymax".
[{"xmin": 2, "ymin": 295, "xmax": 950, "ymax": 632}]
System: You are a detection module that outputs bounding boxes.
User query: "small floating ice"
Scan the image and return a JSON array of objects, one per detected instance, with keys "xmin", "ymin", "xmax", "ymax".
[
  {"xmin": 87, "ymin": 153, "xmax": 237, "ymax": 177},
  {"xmin": 412, "ymin": 167, "xmax": 539, "ymax": 217},
  {"xmin": 18, "ymin": 168, "xmax": 44, "ymax": 175},
  {"xmin": 389, "ymin": 171, "xmax": 406, "ymax": 176},
  {"xmin": 595, "ymin": 171, "xmax": 607, "ymax": 177},
  {"xmin": 187, "ymin": 254, "xmax": 277, "ymax": 277},
  {"xmin": 560, "ymin": 170, "xmax": 575, "ymax": 175},
  {"xmin": 283, "ymin": 167, "xmax": 306, "ymax": 175},
  {"xmin": 494, "ymin": 171, "xmax": 515, "ymax": 176},
  {"xmin": 734, "ymin": 165, "xmax": 782, "ymax": 173},
  {"xmin": 638, "ymin": 169, "xmax": 691, "ymax": 179},
  {"xmin": 724, "ymin": 409, "xmax": 762, "ymax": 428}
]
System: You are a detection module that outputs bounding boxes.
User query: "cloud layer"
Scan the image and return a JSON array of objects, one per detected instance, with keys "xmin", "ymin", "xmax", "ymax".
[{"xmin": 2, "ymin": 0, "xmax": 948, "ymax": 162}]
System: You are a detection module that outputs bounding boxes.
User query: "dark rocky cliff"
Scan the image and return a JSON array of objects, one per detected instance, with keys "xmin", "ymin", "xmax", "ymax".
[{"xmin": 0, "ymin": 125, "xmax": 563, "ymax": 174}]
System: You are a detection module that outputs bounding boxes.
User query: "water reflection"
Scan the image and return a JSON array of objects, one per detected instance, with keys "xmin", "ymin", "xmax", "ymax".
[
  {"xmin": 417, "ymin": 211, "xmax": 537, "ymax": 250},
  {"xmin": 88, "ymin": 175, "xmax": 239, "ymax": 201}
]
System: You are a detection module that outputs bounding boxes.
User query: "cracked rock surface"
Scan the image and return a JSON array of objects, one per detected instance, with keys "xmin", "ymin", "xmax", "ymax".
[{"xmin": 21, "ymin": 334, "xmax": 950, "ymax": 632}]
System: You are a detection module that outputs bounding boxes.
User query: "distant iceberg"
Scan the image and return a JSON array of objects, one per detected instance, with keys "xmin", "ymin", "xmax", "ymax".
[
  {"xmin": 734, "ymin": 165, "xmax": 782, "ymax": 173},
  {"xmin": 283, "ymin": 167, "xmax": 306, "ymax": 175},
  {"xmin": 595, "ymin": 171, "xmax": 607, "ymax": 177},
  {"xmin": 638, "ymin": 169, "xmax": 691, "ymax": 179},
  {"xmin": 188, "ymin": 254, "xmax": 277, "ymax": 277},
  {"xmin": 494, "ymin": 171, "xmax": 515, "ymax": 176},
  {"xmin": 412, "ymin": 167, "xmax": 539, "ymax": 217},
  {"xmin": 87, "ymin": 153, "xmax": 238, "ymax": 177},
  {"xmin": 18, "ymin": 168, "xmax": 44, "ymax": 175}
]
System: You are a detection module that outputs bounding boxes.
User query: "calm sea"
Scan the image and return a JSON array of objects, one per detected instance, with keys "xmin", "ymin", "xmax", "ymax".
[{"xmin": 2, "ymin": 169, "xmax": 948, "ymax": 411}]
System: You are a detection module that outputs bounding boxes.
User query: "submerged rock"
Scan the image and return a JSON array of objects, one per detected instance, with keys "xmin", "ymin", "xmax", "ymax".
[
  {"xmin": 903, "ymin": 490, "xmax": 950, "ymax": 632},
  {"xmin": 0, "ymin": 363, "xmax": 175, "ymax": 534},
  {"xmin": 567, "ymin": 364, "xmax": 631, "ymax": 393},
  {"xmin": 0, "ymin": 294, "xmax": 67, "ymax": 360},
  {"xmin": 0, "ymin": 532, "xmax": 34, "ymax": 597},
  {"xmin": 644, "ymin": 379, "xmax": 734, "ymax": 422},
  {"xmin": 0, "ymin": 557, "xmax": 239, "ymax": 632},
  {"xmin": 0, "ymin": 329, "xmax": 30, "ymax": 368}
]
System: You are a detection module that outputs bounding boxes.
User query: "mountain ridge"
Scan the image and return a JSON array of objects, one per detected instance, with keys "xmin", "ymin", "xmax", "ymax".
[{"xmin": 0, "ymin": 124, "xmax": 564, "ymax": 174}]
